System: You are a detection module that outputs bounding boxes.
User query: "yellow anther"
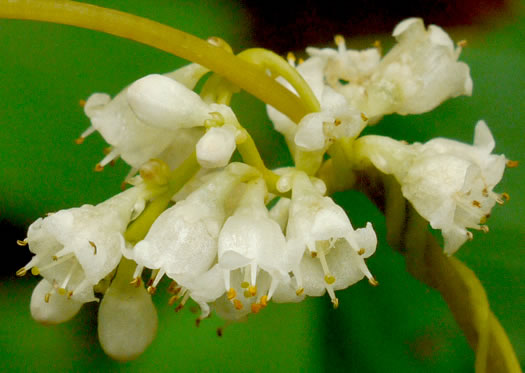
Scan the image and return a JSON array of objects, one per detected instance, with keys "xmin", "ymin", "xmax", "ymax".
[
  {"xmin": 233, "ymin": 299, "xmax": 243, "ymax": 310},
  {"xmin": 297, "ymin": 57, "xmax": 305, "ymax": 65},
  {"xmin": 58, "ymin": 288, "xmax": 67, "ymax": 295},
  {"xmin": 44, "ymin": 293, "xmax": 51, "ymax": 303},
  {"xmin": 251, "ymin": 303, "xmax": 262, "ymax": 314},
  {"xmin": 360, "ymin": 112, "xmax": 368, "ymax": 121},
  {"xmin": 102, "ymin": 147, "xmax": 112, "ymax": 155},
  {"xmin": 240, "ymin": 281, "xmax": 250, "ymax": 289},
  {"xmin": 310, "ymin": 252, "xmax": 317, "ymax": 258},
  {"xmin": 68, "ymin": 291, "xmax": 73, "ymax": 299},
  {"xmin": 480, "ymin": 225, "xmax": 490, "ymax": 233},
  {"xmin": 332, "ymin": 297, "xmax": 339, "ymax": 309},
  {"xmin": 502, "ymin": 192, "xmax": 510, "ymax": 201},
  {"xmin": 480, "ymin": 216, "xmax": 488, "ymax": 224},
  {"xmin": 227, "ymin": 288, "xmax": 236, "ymax": 300},
  {"xmin": 472, "ymin": 200, "xmax": 481, "ymax": 208},
  {"xmin": 296, "ymin": 288, "xmax": 304, "ymax": 296},
  {"xmin": 31, "ymin": 267, "xmax": 40, "ymax": 276},
  {"xmin": 89, "ymin": 240, "xmax": 97, "ymax": 254},
  {"xmin": 334, "ymin": 119, "xmax": 342, "ymax": 126},
  {"xmin": 16, "ymin": 239, "xmax": 28, "ymax": 246},
  {"xmin": 248, "ymin": 285, "xmax": 257, "ymax": 296},
  {"xmin": 482, "ymin": 188, "xmax": 489, "ymax": 197},
  {"xmin": 16, "ymin": 267, "xmax": 27, "ymax": 277},
  {"xmin": 217, "ymin": 328, "xmax": 223, "ymax": 337},
  {"xmin": 244, "ymin": 290, "xmax": 252, "ymax": 298},
  {"xmin": 52, "ymin": 255, "xmax": 58, "ymax": 261},
  {"xmin": 334, "ymin": 34, "xmax": 345, "ymax": 46},
  {"xmin": 357, "ymin": 248, "xmax": 365, "ymax": 256},
  {"xmin": 506, "ymin": 160, "xmax": 519, "ymax": 168},
  {"xmin": 466, "ymin": 231, "xmax": 474, "ymax": 241},
  {"xmin": 373, "ymin": 40, "xmax": 382, "ymax": 49},
  {"xmin": 129, "ymin": 277, "xmax": 141, "ymax": 288},
  {"xmin": 147, "ymin": 286, "xmax": 157, "ymax": 295},
  {"xmin": 286, "ymin": 52, "xmax": 296, "ymax": 64},
  {"xmin": 368, "ymin": 277, "xmax": 379, "ymax": 286},
  {"xmin": 168, "ymin": 295, "xmax": 178, "ymax": 306},
  {"xmin": 175, "ymin": 304, "xmax": 185, "ymax": 313},
  {"xmin": 260, "ymin": 295, "xmax": 268, "ymax": 307},
  {"xmin": 324, "ymin": 275, "xmax": 336, "ymax": 285},
  {"xmin": 457, "ymin": 39, "xmax": 468, "ymax": 48},
  {"xmin": 74, "ymin": 137, "xmax": 85, "ymax": 145},
  {"xmin": 94, "ymin": 164, "xmax": 104, "ymax": 172},
  {"xmin": 78, "ymin": 99, "xmax": 86, "ymax": 108}
]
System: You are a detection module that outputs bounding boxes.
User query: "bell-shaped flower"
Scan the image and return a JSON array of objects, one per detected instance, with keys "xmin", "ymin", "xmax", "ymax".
[
  {"xmin": 20, "ymin": 186, "xmax": 145, "ymax": 303},
  {"xmin": 218, "ymin": 179, "xmax": 289, "ymax": 309},
  {"xmin": 301, "ymin": 18, "xmax": 472, "ymax": 123},
  {"xmin": 357, "ymin": 120, "xmax": 507, "ymax": 254},
  {"xmin": 30, "ymin": 279, "xmax": 83, "ymax": 325},
  {"xmin": 286, "ymin": 172, "xmax": 377, "ymax": 306},
  {"xmin": 98, "ymin": 265, "xmax": 157, "ymax": 361},
  {"xmin": 80, "ymin": 65, "xmax": 211, "ymax": 169},
  {"xmin": 130, "ymin": 164, "xmax": 256, "ymax": 288}
]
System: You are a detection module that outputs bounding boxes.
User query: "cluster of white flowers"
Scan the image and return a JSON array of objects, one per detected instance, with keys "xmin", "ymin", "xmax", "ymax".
[{"xmin": 17, "ymin": 18, "xmax": 511, "ymax": 361}]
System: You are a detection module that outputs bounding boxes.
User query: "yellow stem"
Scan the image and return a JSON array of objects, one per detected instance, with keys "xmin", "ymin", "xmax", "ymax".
[{"xmin": 0, "ymin": 0, "xmax": 311, "ymax": 122}]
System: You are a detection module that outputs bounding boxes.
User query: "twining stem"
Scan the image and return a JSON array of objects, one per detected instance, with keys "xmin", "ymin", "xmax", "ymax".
[
  {"xmin": 124, "ymin": 152, "xmax": 200, "ymax": 244},
  {"xmin": 238, "ymin": 48, "xmax": 321, "ymax": 113},
  {"xmin": 349, "ymin": 168, "xmax": 522, "ymax": 373},
  {"xmin": 0, "ymin": 0, "xmax": 311, "ymax": 122}
]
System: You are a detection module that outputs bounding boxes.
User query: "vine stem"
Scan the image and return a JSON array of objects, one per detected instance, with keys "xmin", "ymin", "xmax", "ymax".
[{"xmin": 0, "ymin": 0, "xmax": 311, "ymax": 122}]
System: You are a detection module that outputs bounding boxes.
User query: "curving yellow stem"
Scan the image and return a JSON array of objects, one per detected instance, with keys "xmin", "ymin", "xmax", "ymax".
[{"xmin": 0, "ymin": 0, "xmax": 311, "ymax": 122}]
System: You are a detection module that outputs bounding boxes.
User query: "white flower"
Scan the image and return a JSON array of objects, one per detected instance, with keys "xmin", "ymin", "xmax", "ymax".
[
  {"xmin": 21, "ymin": 187, "xmax": 145, "ymax": 303},
  {"xmin": 286, "ymin": 172, "xmax": 377, "ymax": 306},
  {"xmin": 302, "ymin": 18, "xmax": 472, "ymax": 123},
  {"xmin": 357, "ymin": 120, "xmax": 507, "ymax": 254},
  {"xmin": 218, "ymin": 179, "xmax": 289, "ymax": 307},
  {"xmin": 196, "ymin": 124, "xmax": 237, "ymax": 168},
  {"xmin": 98, "ymin": 268, "xmax": 157, "ymax": 361},
  {"xmin": 80, "ymin": 66, "xmax": 210, "ymax": 169},
  {"xmin": 30, "ymin": 279, "xmax": 83, "ymax": 325},
  {"xmin": 130, "ymin": 164, "xmax": 256, "ymax": 287}
]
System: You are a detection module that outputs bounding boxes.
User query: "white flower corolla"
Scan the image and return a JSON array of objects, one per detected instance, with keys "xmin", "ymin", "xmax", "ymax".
[
  {"xmin": 30, "ymin": 279, "xmax": 83, "ymax": 325},
  {"xmin": 196, "ymin": 124, "xmax": 237, "ymax": 168},
  {"xmin": 80, "ymin": 65, "xmax": 210, "ymax": 169},
  {"xmin": 126, "ymin": 74, "xmax": 211, "ymax": 130},
  {"xmin": 130, "ymin": 164, "xmax": 256, "ymax": 288},
  {"xmin": 98, "ymin": 271, "xmax": 157, "ymax": 361},
  {"xmin": 357, "ymin": 120, "xmax": 507, "ymax": 254},
  {"xmin": 218, "ymin": 179, "xmax": 288, "ymax": 308},
  {"xmin": 20, "ymin": 187, "xmax": 145, "ymax": 303},
  {"xmin": 294, "ymin": 88, "xmax": 367, "ymax": 151},
  {"xmin": 303, "ymin": 18, "xmax": 472, "ymax": 123},
  {"xmin": 286, "ymin": 172, "xmax": 377, "ymax": 306}
]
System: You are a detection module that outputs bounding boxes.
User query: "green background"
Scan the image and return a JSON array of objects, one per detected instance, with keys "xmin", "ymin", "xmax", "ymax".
[{"xmin": 0, "ymin": 1, "xmax": 523, "ymax": 371}]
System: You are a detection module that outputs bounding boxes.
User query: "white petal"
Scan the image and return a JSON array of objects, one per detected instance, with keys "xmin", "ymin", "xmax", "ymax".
[{"xmin": 30, "ymin": 279, "xmax": 83, "ymax": 325}]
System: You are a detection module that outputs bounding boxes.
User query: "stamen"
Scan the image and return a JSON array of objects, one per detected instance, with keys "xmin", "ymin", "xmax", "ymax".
[
  {"xmin": 76, "ymin": 126, "xmax": 95, "ymax": 145},
  {"xmin": 286, "ymin": 52, "xmax": 296, "ymax": 65},
  {"xmin": 243, "ymin": 290, "xmax": 252, "ymax": 298},
  {"xmin": 147, "ymin": 286, "xmax": 157, "ymax": 295},
  {"xmin": 472, "ymin": 200, "xmax": 481, "ymax": 208},
  {"xmin": 78, "ymin": 99, "xmax": 86, "ymax": 108},
  {"xmin": 357, "ymin": 248, "xmax": 365, "ymax": 256},
  {"xmin": 332, "ymin": 297, "xmax": 339, "ymax": 309},
  {"xmin": 334, "ymin": 34, "xmax": 346, "ymax": 53},
  {"xmin": 480, "ymin": 215, "xmax": 488, "ymax": 224},
  {"xmin": 260, "ymin": 295, "xmax": 268, "ymax": 307},
  {"xmin": 251, "ymin": 303, "xmax": 262, "ymax": 314},
  {"xmin": 89, "ymin": 241, "xmax": 97, "ymax": 255},
  {"xmin": 334, "ymin": 119, "xmax": 342, "ymax": 126},
  {"xmin": 360, "ymin": 113, "xmax": 368, "ymax": 121},
  {"xmin": 368, "ymin": 277, "xmax": 379, "ymax": 286},
  {"xmin": 233, "ymin": 299, "xmax": 243, "ymax": 310},
  {"xmin": 480, "ymin": 225, "xmax": 489, "ymax": 233},
  {"xmin": 457, "ymin": 39, "xmax": 468, "ymax": 48},
  {"xmin": 297, "ymin": 58, "xmax": 305, "ymax": 65},
  {"xmin": 16, "ymin": 239, "xmax": 28, "ymax": 246},
  {"xmin": 147, "ymin": 269, "xmax": 159, "ymax": 287},
  {"xmin": 506, "ymin": 160, "xmax": 519, "ymax": 168},
  {"xmin": 310, "ymin": 252, "xmax": 317, "ymax": 258},
  {"xmin": 295, "ymin": 288, "xmax": 304, "ymax": 296},
  {"xmin": 466, "ymin": 231, "xmax": 474, "ymax": 241},
  {"xmin": 248, "ymin": 285, "xmax": 257, "ymax": 297},
  {"xmin": 98, "ymin": 148, "xmax": 120, "ymax": 168},
  {"xmin": 131, "ymin": 265, "xmax": 144, "ymax": 287},
  {"xmin": 34, "ymin": 252, "xmax": 75, "ymax": 273},
  {"xmin": 94, "ymin": 164, "xmax": 104, "ymax": 172},
  {"xmin": 129, "ymin": 277, "xmax": 142, "ymax": 287},
  {"xmin": 240, "ymin": 282, "xmax": 250, "ymax": 289},
  {"xmin": 227, "ymin": 288, "xmax": 236, "ymax": 300},
  {"xmin": 217, "ymin": 328, "xmax": 223, "ymax": 337},
  {"xmin": 502, "ymin": 192, "xmax": 510, "ymax": 202},
  {"xmin": 168, "ymin": 295, "xmax": 178, "ymax": 306},
  {"xmin": 373, "ymin": 40, "xmax": 382, "ymax": 55},
  {"xmin": 44, "ymin": 293, "xmax": 51, "ymax": 303},
  {"xmin": 16, "ymin": 267, "xmax": 27, "ymax": 277},
  {"xmin": 167, "ymin": 280, "xmax": 179, "ymax": 294},
  {"xmin": 151, "ymin": 269, "xmax": 166, "ymax": 288},
  {"xmin": 59, "ymin": 261, "xmax": 78, "ymax": 294},
  {"xmin": 174, "ymin": 292, "xmax": 190, "ymax": 313}
]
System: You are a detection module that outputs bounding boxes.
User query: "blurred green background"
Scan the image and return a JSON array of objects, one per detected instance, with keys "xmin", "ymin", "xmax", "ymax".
[{"xmin": 0, "ymin": 0, "xmax": 523, "ymax": 371}]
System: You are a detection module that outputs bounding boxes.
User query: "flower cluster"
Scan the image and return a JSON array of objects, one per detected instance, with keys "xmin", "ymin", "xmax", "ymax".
[{"xmin": 16, "ymin": 18, "xmax": 512, "ymax": 361}]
